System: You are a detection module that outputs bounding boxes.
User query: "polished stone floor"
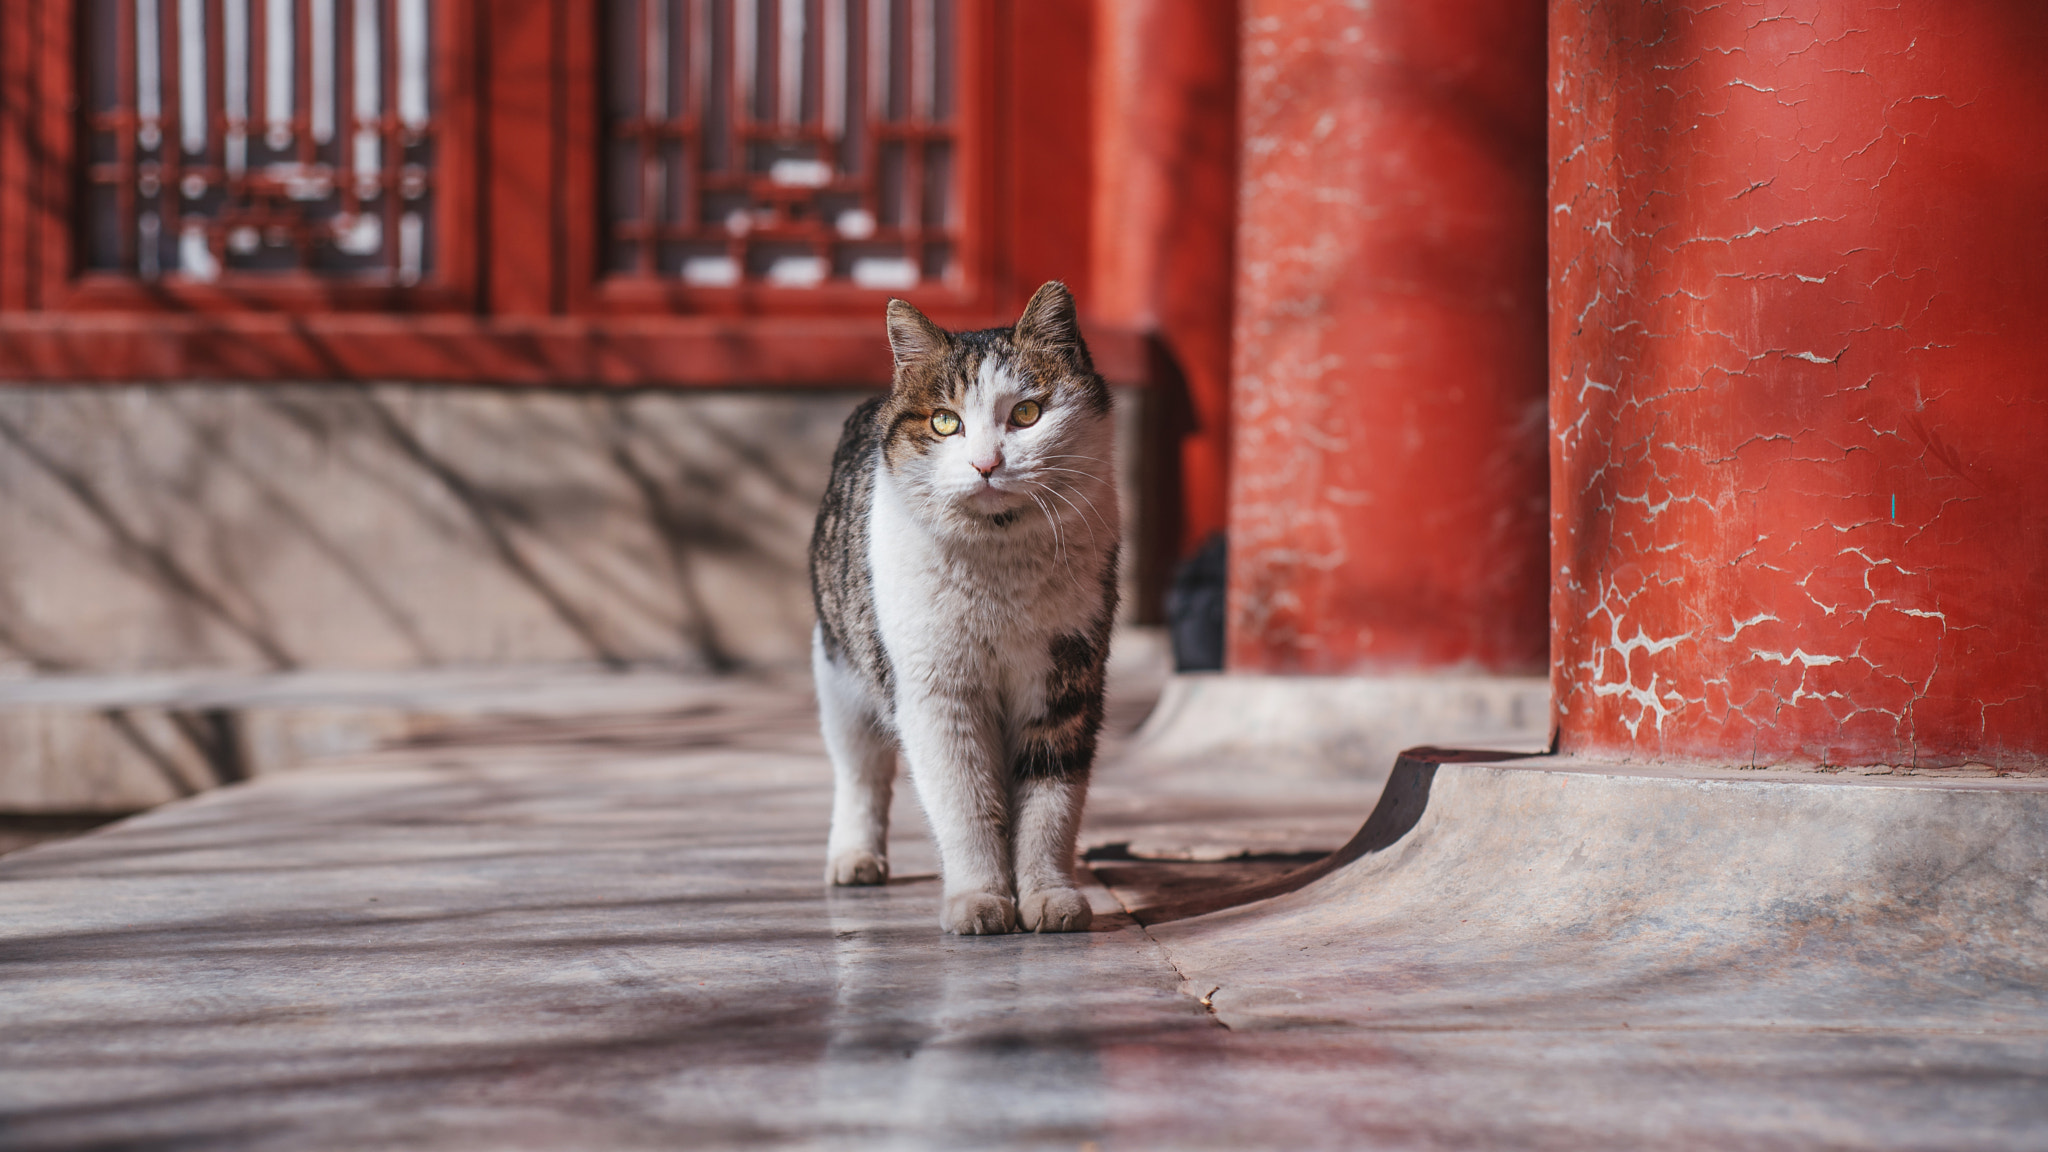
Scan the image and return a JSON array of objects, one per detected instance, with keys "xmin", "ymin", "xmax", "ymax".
[{"xmin": 1, "ymin": 680, "xmax": 2044, "ymax": 1150}]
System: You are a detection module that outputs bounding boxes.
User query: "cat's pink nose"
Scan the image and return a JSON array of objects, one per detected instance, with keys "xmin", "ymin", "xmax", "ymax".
[{"xmin": 973, "ymin": 453, "xmax": 1003, "ymax": 479}]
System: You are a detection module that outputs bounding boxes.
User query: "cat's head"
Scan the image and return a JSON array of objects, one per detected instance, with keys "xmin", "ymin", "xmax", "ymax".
[{"xmin": 877, "ymin": 281, "xmax": 1112, "ymax": 527}]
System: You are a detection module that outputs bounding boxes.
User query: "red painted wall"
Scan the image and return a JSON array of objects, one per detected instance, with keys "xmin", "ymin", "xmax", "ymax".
[
  {"xmin": 1226, "ymin": 0, "xmax": 1549, "ymax": 675},
  {"xmin": 1551, "ymin": 1, "xmax": 2048, "ymax": 768}
]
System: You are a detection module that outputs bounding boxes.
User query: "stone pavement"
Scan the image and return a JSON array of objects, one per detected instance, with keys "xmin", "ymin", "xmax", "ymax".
[{"xmin": 2, "ymin": 677, "xmax": 2046, "ymax": 1150}]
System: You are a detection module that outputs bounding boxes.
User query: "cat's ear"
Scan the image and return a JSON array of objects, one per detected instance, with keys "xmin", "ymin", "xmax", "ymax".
[
  {"xmin": 1012, "ymin": 280, "xmax": 1090, "ymax": 371},
  {"xmin": 885, "ymin": 299, "xmax": 950, "ymax": 370}
]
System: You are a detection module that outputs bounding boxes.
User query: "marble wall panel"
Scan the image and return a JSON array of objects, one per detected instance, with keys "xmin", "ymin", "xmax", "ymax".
[
  {"xmin": 0, "ymin": 385, "xmax": 867, "ymax": 674},
  {"xmin": 0, "ymin": 384, "xmax": 1147, "ymax": 677}
]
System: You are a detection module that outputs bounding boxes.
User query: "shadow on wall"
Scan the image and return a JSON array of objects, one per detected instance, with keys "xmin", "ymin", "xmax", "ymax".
[
  {"xmin": 0, "ymin": 385, "xmax": 867, "ymax": 675},
  {"xmin": 0, "ymin": 382, "xmax": 1155, "ymax": 677}
]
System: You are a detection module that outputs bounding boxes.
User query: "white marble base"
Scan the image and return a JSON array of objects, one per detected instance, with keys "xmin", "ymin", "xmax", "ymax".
[{"xmin": 1127, "ymin": 672, "xmax": 1552, "ymax": 786}]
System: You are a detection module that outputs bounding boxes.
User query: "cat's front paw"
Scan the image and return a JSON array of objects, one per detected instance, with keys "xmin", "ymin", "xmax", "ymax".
[
  {"xmin": 942, "ymin": 891, "xmax": 1018, "ymax": 935},
  {"xmin": 1018, "ymin": 887, "xmax": 1093, "ymax": 933},
  {"xmin": 826, "ymin": 849, "xmax": 889, "ymax": 887}
]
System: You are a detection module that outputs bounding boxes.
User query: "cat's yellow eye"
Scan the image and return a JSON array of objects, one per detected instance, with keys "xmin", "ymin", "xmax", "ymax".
[
  {"xmin": 1010, "ymin": 399, "xmax": 1042, "ymax": 427},
  {"xmin": 930, "ymin": 409, "xmax": 962, "ymax": 436}
]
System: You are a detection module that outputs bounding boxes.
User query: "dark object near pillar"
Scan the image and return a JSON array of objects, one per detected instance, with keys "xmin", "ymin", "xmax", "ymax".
[{"xmin": 1167, "ymin": 533, "xmax": 1228, "ymax": 673}]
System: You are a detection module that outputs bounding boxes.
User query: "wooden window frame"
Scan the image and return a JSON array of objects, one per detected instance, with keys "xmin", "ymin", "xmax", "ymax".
[
  {"xmin": 16, "ymin": 0, "xmax": 480, "ymax": 315},
  {"xmin": 532, "ymin": 0, "xmax": 1014, "ymax": 327},
  {"xmin": 575, "ymin": 0, "xmax": 988, "ymax": 315},
  {"xmin": 0, "ymin": 0, "xmax": 1145, "ymax": 385}
]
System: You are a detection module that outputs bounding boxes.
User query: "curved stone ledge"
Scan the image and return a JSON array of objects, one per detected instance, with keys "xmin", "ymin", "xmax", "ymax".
[{"xmin": 1150, "ymin": 750, "xmax": 2048, "ymax": 1036}]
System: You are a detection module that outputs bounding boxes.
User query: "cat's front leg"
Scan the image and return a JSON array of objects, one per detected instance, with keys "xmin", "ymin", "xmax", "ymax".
[
  {"xmin": 1010, "ymin": 696, "xmax": 1099, "ymax": 932},
  {"xmin": 1012, "ymin": 774, "xmax": 1093, "ymax": 932},
  {"xmin": 895, "ymin": 688, "xmax": 1017, "ymax": 934}
]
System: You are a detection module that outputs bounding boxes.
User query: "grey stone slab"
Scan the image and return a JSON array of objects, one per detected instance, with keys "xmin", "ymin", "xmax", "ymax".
[
  {"xmin": 0, "ymin": 664, "xmax": 823, "ymax": 807},
  {"xmin": 0, "ymin": 665, "xmax": 813, "ymax": 811},
  {"xmin": 2, "ymin": 698, "xmax": 2046, "ymax": 1149}
]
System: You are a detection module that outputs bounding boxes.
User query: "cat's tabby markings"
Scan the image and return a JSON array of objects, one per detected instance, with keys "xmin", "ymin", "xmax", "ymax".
[{"xmin": 808, "ymin": 281, "xmax": 1121, "ymax": 935}]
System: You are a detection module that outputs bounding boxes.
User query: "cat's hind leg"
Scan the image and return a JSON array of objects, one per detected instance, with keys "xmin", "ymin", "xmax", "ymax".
[{"xmin": 816, "ymin": 629, "xmax": 896, "ymax": 887}]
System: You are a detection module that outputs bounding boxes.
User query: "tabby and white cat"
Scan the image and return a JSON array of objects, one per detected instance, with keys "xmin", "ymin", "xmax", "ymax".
[{"xmin": 809, "ymin": 281, "xmax": 1120, "ymax": 935}]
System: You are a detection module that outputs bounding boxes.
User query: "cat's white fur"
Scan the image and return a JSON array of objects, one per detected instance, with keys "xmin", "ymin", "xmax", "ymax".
[{"xmin": 815, "ymin": 355, "xmax": 1119, "ymax": 934}]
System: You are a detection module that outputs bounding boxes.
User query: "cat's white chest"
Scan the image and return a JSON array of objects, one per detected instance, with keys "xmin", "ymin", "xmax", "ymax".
[{"xmin": 867, "ymin": 467, "xmax": 1102, "ymax": 712}]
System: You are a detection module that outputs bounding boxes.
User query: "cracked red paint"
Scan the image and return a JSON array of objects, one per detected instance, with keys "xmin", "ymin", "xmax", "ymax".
[
  {"xmin": 1228, "ymin": 0, "xmax": 1549, "ymax": 674},
  {"xmin": 1551, "ymin": 1, "xmax": 2048, "ymax": 768}
]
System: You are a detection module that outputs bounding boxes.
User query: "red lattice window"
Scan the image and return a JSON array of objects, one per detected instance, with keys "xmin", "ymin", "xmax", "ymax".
[
  {"xmin": 1, "ymin": 0, "xmax": 1097, "ymax": 381},
  {"xmin": 63, "ymin": 0, "xmax": 473, "ymax": 306},
  {"xmin": 602, "ymin": 0, "xmax": 959, "ymax": 292}
]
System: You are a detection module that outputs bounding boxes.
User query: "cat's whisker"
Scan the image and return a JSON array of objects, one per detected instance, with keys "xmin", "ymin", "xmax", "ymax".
[
  {"xmin": 1032, "ymin": 469, "xmax": 1111, "ymax": 501},
  {"xmin": 1024, "ymin": 470, "xmax": 1113, "ymax": 541},
  {"xmin": 1053, "ymin": 480, "xmax": 1115, "ymax": 541},
  {"xmin": 1036, "ymin": 482, "xmax": 1104, "ymax": 550},
  {"xmin": 1033, "ymin": 464, "xmax": 1115, "ymax": 502},
  {"xmin": 1034, "ymin": 481, "xmax": 1108, "ymax": 558},
  {"xmin": 1027, "ymin": 489, "xmax": 1067, "ymax": 564}
]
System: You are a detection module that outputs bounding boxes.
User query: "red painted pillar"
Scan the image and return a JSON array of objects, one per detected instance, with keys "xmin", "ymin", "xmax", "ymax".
[
  {"xmin": 1227, "ymin": 1, "xmax": 1550, "ymax": 674},
  {"xmin": 1551, "ymin": 2, "xmax": 2048, "ymax": 769},
  {"xmin": 1091, "ymin": 0, "xmax": 1238, "ymax": 562}
]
